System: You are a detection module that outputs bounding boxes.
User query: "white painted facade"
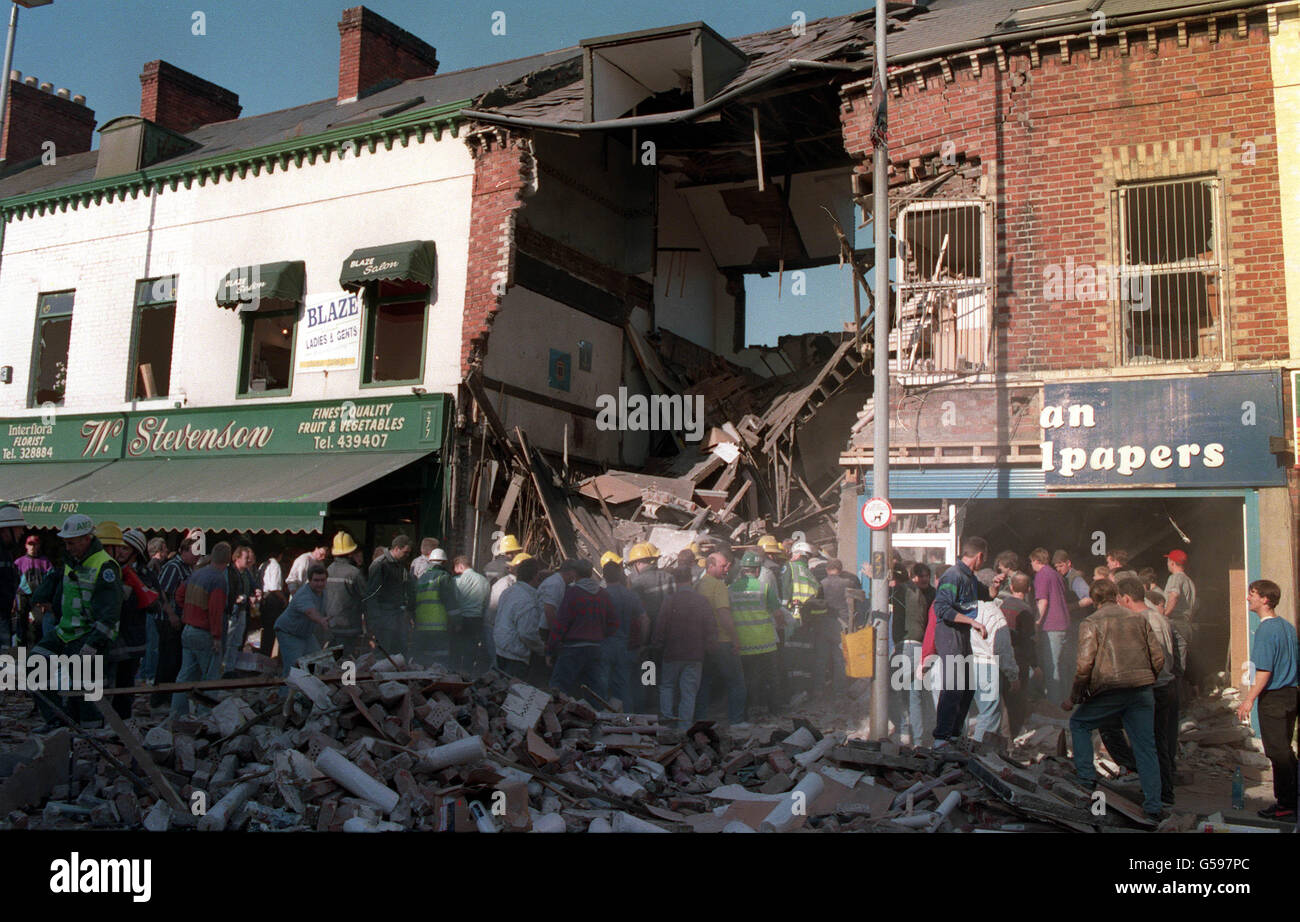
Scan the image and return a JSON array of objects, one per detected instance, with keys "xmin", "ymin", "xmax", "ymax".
[{"xmin": 0, "ymin": 134, "xmax": 474, "ymax": 418}]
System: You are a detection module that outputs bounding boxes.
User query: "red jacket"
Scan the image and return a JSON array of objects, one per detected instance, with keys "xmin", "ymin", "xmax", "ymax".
[{"xmin": 921, "ymin": 602, "xmax": 937, "ymax": 664}]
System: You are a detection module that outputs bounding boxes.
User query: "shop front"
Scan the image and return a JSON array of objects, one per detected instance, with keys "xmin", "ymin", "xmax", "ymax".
[
  {"xmin": 852, "ymin": 370, "xmax": 1293, "ymax": 690},
  {"xmin": 0, "ymin": 393, "xmax": 450, "ymax": 555}
]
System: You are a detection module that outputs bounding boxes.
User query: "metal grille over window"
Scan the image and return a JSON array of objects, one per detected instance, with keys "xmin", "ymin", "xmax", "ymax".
[
  {"xmin": 892, "ymin": 200, "xmax": 991, "ymax": 384},
  {"xmin": 1116, "ymin": 177, "xmax": 1225, "ymax": 365}
]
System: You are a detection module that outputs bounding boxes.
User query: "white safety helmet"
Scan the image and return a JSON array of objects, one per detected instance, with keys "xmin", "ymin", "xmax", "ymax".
[
  {"xmin": 0, "ymin": 503, "xmax": 27, "ymax": 530},
  {"xmin": 429, "ymin": 548, "xmax": 448, "ymax": 562},
  {"xmin": 791, "ymin": 541, "xmax": 815, "ymax": 557},
  {"xmin": 57, "ymin": 513, "xmax": 95, "ymax": 539}
]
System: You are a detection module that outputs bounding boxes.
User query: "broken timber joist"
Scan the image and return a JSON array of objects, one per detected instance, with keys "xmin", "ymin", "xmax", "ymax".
[{"xmin": 965, "ymin": 755, "xmax": 1119, "ymax": 832}]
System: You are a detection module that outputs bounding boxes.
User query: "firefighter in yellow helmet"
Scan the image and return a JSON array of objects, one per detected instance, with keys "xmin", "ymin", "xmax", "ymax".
[
  {"xmin": 627, "ymin": 542, "xmax": 674, "ymax": 711},
  {"xmin": 484, "ymin": 534, "xmax": 523, "ymax": 583}
]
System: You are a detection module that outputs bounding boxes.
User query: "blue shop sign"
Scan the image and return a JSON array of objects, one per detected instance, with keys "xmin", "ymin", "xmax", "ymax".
[{"xmin": 1041, "ymin": 370, "xmax": 1286, "ymax": 489}]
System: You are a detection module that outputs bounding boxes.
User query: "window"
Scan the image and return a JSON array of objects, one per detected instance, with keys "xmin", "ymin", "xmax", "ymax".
[
  {"xmin": 129, "ymin": 277, "xmax": 177, "ymax": 399},
  {"xmin": 1115, "ymin": 178, "xmax": 1225, "ymax": 365},
  {"xmin": 29, "ymin": 291, "xmax": 74, "ymax": 407},
  {"xmin": 893, "ymin": 200, "xmax": 991, "ymax": 382},
  {"xmin": 239, "ymin": 309, "xmax": 296, "ymax": 395},
  {"xmin": 362, "ymin": 278, "xmax": 428, "ymax": 384}
]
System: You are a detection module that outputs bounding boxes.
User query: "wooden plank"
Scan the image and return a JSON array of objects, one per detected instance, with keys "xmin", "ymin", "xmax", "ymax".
[
  {"xmin": 1228, "ymin": 567, "xmax": 1247, "ymax": 693},
  {"xmin": 94, "ymin": 700, "xmax": 188, "ymax": 814},
  {"xmin": 495, "ymin": 473, "xmax": 525, "ymax": 528},
  {"xmin": 516, "ymin": 427, "xmax": 583, "ymax": 561},
  {"xmin": 465, "ymin": 371, "xmax": 513, "ymax": 448},
  {"xmin": 74, "ymin": 672, "xmax": 469, "ymax": 697}
]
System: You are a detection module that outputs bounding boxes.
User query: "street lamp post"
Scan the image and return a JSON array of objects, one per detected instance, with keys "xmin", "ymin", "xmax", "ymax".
[
  {"xmin": 0, "ymin": 0, "xmax": 53, "ymax": 162},
  {"xmin": 869, "ymin": 0, "xmax": 892, "ymax": 740}
]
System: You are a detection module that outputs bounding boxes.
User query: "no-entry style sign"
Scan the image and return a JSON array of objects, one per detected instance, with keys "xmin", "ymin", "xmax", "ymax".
[{"xmin": 862, "ymin": 497, "xmax": 892, "ymax": 530}]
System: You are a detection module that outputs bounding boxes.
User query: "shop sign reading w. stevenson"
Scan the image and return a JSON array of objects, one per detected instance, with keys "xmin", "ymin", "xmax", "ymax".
[
  {"xmin": 1041, "ymin": 371, "xmax": 1286, "ymax": 489},
  {"xmin": 0, "ymin": 396, "xmax": 445, "ymax": 463}
]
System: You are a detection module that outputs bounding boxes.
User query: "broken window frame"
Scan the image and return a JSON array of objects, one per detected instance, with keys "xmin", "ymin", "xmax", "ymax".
[
  {"xmin": 28, "ymin": 290, "xmax": 75, "ymax": 408},
  {"xmin": 1113, "ymin": 176, "xmax": 1227, "ymax": 366},
  {"xmin": 127, "ymin": 276, "xmax": 178, "ymax": 401},
  {"xmin": 237, "ymin": 306, "xmax": 298, "ymax": 397},
  {"xmin": 360, "ymin": 279, "xmax": 430, "ymax": 387},
  {"xmin": 893, "ymin": 199, "xmax": 993, "ymax": 382}
]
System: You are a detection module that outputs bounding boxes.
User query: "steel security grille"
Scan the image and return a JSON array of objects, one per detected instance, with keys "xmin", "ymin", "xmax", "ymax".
[
  {"xmin": 1115, "ymin": 177, "xmax": 1226, "ymax": 365},
  {"xmin": 893, "ymin": 200, "xmax": 991, "ymax": 383}
]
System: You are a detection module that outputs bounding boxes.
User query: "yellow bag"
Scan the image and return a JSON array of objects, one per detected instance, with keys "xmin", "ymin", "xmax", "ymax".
[{"xmin": 841, "ymin": 623, "xmax": 875, "ymax": 678}]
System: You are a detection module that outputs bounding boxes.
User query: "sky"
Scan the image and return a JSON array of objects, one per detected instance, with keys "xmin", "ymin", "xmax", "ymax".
[{"xmin": 12, "ymin": 0, "xmax": 880, "ymax": 346}]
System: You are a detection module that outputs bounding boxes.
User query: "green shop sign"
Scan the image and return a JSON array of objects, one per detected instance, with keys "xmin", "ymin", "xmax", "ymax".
[{"xmin": 0, "ymin": 394, "xmax": 448, "ymax": 462}]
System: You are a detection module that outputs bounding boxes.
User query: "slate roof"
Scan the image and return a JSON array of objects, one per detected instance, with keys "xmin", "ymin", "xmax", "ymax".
[
  {"xmin": 0, "ymin": 0, "xmax": 1264, "ymax": 201},
  {"xmin": 0, "ymin": 47, "xmax": 577, "ymax": 200}
]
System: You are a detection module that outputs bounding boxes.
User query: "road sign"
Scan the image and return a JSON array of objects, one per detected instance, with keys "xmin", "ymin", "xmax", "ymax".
[{"xmin": 862, "ymin": 497, "xmax": 892, "ymax": 530}]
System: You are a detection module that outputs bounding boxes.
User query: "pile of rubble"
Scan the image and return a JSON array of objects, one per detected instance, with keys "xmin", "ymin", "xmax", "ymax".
[{"xmin": 0, "ymin": 651, "xmax": 1192, "ymax": 833}]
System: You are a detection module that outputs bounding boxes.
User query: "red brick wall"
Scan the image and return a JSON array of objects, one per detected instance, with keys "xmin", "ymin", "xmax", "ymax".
[
  {"xmin": 337, "ymin": 6, "xmax": 438, "ymax": 102},
  {"xmin": 140, "ymin": 60, "xmax": 240, "ymax": 134},
  {"xmin": 1, "ymin": 81, "xmax": 95, "ymax": 162},
  {"xmin": 841, "ymin": 20, "xmax": 1288, "ymax": 372},
  {"xmin": 462, "ymin": 129, "xmax": 533, "ymax": 374}
]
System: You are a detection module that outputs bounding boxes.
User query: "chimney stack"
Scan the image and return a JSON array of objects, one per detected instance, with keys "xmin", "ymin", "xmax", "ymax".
[
  {"xmin": 1, "ymin": 71, "xmax": 95, "ymax": 163},
  {"xmin": 337, "ymin": 6, "xmax": 438, "ymax": 104},
  {"xmin": 139, "ymin": 60, "xmax": 241, "ymax": 135}
]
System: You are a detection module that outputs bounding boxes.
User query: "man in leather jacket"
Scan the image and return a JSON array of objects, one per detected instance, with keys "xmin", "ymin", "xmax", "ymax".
[{"xmin": 1063, "ymin": 578, "xmax": 1166, "ymax": 820}]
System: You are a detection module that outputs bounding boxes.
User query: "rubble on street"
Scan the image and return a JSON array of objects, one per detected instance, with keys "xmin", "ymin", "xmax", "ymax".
[{"xmin": 0, "ymin": 650, "xmax": 1275, "ymax": 834}]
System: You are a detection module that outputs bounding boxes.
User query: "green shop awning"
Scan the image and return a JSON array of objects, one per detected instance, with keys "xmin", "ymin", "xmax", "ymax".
[
  {"xmin": 339, "ymin": 240, "xmax": 436, "ymax": 290},
  {"xmin": 0, "ymin": 461, "xmax": 116, "ymax": 509},
  {"xmin": 12, "ymin": 450, "xmax": 431, "ymax": 533},
  {"xmin": 216, "ymin": 261, "xmax": 306, "ymax": 311}
]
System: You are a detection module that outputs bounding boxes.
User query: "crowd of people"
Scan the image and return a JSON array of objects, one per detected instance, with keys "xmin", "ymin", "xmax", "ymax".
[
  {"xmin": 904, "ymin": 536, "xmax": 1296, "ymax": 823},
  {"xmin": 1, "ymin": 504, "xmax": 1294, "ymax": 824}
]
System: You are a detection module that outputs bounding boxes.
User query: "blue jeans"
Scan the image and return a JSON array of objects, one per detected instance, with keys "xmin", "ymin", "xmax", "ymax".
[
  {"xmin": 170, "ymin": 625, "xmax": 220, "ymax": 717},
  {"xmin": 900, "ymin": 641, "xmax": 933, "ymax": 742},
  {"xmin": 809, "ymin": 613, "xmax": 846, "ymax": 694},
  {"xmin": 695, "ymin": 646, "xmax": 747, "ymax": 724},
  {"xmin": 1042, "ymin": 631, "xmax": 1067, "ymax": 703},
  {"xmin": 278, "ymin": 630, "xmax": 323, "ymax": 677},
  {"xmin": 602, "ymin": 637, "xmax": 633, "ymax": 709},
  {"xmin": 142, "ymin": 613, "xmax": 160, "ymax": 682},
  {"xmin": 660, "ymin": 660, "xmax": 702, "ymax": 729},
  {"xmin": 1070, "ymin": 686, "xmax": 1163, "ymax": 815},
  {"xmin": 551, "ymin": 644, "xmax": 604, "ymax": 703},
  {"xmin": 409, "ymin": 629, "xmax": 450, "ymax": 668},
  {"xmin": 971, "ymin": 661, "xmax": 1003, "ymax": 741}
]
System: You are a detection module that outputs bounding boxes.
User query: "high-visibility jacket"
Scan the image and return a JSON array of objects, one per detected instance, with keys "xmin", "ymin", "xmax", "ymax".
[
  {"xmin": 786, "ymin": 559, "xmax": 820, "ymax": 607},
  {"xmin": 56, "ymin": 547, "xmax": 121, "ymax": 644},
  {"xmin": 728, "ymin": 575, "xmax": 779, "ymax": 656},
  {"xmin": 414, "ymin": 566, "xmax": 452, "ymax": 632}
]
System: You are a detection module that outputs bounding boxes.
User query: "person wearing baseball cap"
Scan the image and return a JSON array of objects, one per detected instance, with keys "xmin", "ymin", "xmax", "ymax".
[
  {"xmin": 1161, "ymin": 549, "xmax": 1197, "ymax": 692},
  {"xmin": 29, "ymin": 514, "xmax": 125, "ymax": 731},
  {"xmin": 1161, "ymin": 551, "xmax": 1195, "ymax": 622}
]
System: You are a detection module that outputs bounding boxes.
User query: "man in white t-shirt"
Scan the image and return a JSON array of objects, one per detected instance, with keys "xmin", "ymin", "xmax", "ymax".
[{"xmin": 287, "ymin": 538, "xmax": 329, "ymax": 593}]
